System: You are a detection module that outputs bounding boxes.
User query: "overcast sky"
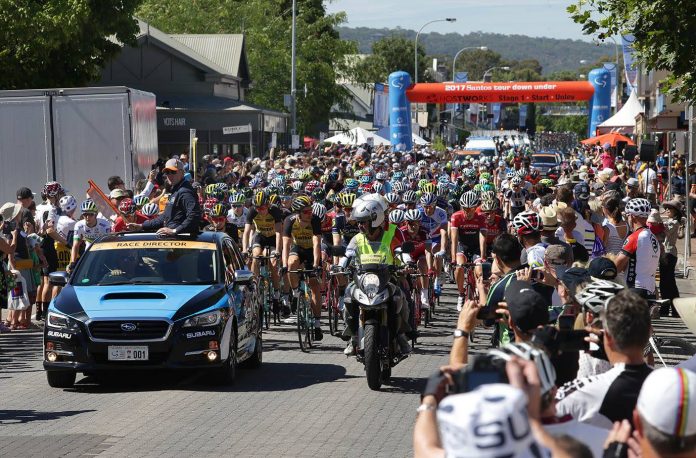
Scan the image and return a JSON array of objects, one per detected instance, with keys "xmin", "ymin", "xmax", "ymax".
[{"xmin": 324, "ymin": 0, "xmax": 591, "ymax": 41}]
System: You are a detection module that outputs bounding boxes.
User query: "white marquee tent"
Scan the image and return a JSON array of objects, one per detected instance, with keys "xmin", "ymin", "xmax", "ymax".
[
  {"xmin": 324, "ymin": 127, "xmax": 390, "ymax": 146},
  {"xmin": 375, "ymin": 126, "xmax": 430, "ymax": 146},
  {"xmin": 598, "ymin": 90, "xmax": 644, "ymax": 134}
]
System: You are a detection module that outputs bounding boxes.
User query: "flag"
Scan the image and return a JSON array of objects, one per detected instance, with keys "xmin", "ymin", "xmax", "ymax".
[{"xmin": 86, "ymin": 180, "xmax": 119, "ymax": 220}]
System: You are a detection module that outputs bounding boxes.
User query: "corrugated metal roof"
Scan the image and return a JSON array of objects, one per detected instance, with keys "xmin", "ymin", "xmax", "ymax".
[
  {"xmin": 169, "ymin": 34, "xmax": 244, "ymax": 78},
  {"xmin": 156, "ymin": 94, "xmax": 288, "ymax": 117}
]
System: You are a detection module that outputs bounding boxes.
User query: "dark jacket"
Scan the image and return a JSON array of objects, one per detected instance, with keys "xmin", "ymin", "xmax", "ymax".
[{"xmin": 143, "ymin": 180, "xmax": 201, "ymax": 234}]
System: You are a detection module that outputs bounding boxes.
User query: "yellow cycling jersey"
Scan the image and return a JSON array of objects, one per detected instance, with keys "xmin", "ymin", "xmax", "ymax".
[
  {"xmin": 283, "ymin": 214, "xmax": 321, "ymax": 249},
  {"xmin": 246, "ymin": 207, "xmax": 282, "ymax": 238}
]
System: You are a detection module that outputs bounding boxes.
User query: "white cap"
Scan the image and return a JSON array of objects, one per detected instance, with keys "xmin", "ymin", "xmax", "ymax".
[
  {"xmin": 437, "ymin": 384, "xmax": 536, "ymax": 457},
  {"xmin": 637, "ymin": 368, "xmax": 696, "ymax": 437}
]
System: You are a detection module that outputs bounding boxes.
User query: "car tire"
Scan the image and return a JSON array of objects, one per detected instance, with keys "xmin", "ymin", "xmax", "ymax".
[
  {"xmin": 47, "ymin": 370, "xmax": 76, "ymax": 388},
  {"xmin": 241, "ymin": 334, "xmax": 262, "ymax": 369},
  {"xmin": 210, "ymin": 326, "xmax": 237, "ymax": 385}
]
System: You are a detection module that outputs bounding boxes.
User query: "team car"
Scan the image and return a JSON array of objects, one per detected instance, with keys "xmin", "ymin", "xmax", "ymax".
[{"xmin": 43, "ymin": 232, "xmax": 262, "ymax": 388}]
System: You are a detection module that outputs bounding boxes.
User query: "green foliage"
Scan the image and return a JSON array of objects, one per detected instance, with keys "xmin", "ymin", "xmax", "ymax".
[
  {"xmin": 567, "ymin": 0, "xmax": 696, "ymax": 102},
  {"xmin": 432, "ymin": 135, "xmax": 446, "ymax": 152},
  {"xmin": 351, "ymin": 35, "xmax": 429, "ymax": 85},
  {"xmin": 0, "ymin": 0, "xmax": 141, "ymax": 89},
  {"xmin": 535, "ymin": 113, "xmax": 588, "ymax": 138},
  {"xmin": 138, "ymin": 0, "xmax": 356, "ymax": 136},
  {"xmin": 337, "ymin": 26, "xmax": 613, "ymax": 75}
]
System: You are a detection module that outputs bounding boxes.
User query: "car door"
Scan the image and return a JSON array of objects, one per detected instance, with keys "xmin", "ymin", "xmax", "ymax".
[{"xmin": 223, "ymin": 238, "xmax": 255, "ymax": 353}]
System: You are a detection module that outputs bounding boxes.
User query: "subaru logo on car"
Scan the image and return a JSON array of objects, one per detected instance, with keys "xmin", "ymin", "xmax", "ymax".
[{"xmin": 121, "ymin": 323, "xmax": 137, "ymax": 332}]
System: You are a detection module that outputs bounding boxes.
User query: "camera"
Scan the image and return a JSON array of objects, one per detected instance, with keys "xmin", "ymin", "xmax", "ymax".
[
  {"xmin": 531, "ymin": 325, "xmax": 589, "ymax": 353},
  {"xmin": 447, "ymin": 354, "xmax": 508, "ymax": 394},
  {"xmin": 2, "ymin": 220, "xmax": 16, "ymax": 234}
]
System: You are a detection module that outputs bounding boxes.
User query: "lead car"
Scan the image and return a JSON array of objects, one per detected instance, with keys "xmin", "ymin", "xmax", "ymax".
[{"xmin": 43, "ymin": 232, "xmax": 262, "ymax": 388}]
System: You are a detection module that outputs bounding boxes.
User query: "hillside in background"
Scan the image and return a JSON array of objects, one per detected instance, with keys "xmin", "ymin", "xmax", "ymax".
[{"xmin": 337, "ymin": 27, "xmax": 614, "ymax": 75}]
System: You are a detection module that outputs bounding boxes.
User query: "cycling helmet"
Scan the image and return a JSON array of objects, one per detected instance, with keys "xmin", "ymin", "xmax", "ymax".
[
  {"xmin": 575, "ymin": 279, "xmax": 625, "ymax": 314},
  {"xmin": 210, "ymin": 203, "xmax": 228, "ymax": 218},
  {"xmin": 479, "ymin": 177, "xmax": 489, "ymax": 186},
  {"xmin": 388, "ymin": 209, "xmax": 405, "ymax": 225},
  {"xmin": 216, "ymin": 183, "xmax": 229, "ymax": 193},
  {"xmin": 359, "ymin": 175, "xmax": 371, "ymax": 185},
  {"xmin": 375, "ymin": 172, "xmax": 388, "ymax": 181},
  {"xmin": 417, "ymin": 160, "xmax": 427, "ymax": 168},
  {"xmin": 80, "ymin": 199, "xmax": 97, "ymax": 214},
  {"xmin": 404, "ymin": 209, "xmax": 421, "ymax": 222},
  {"xmin": 312, "ymin": 203, "xmax": 327, "ymax": 219},
  {"xmin": 419, "ymin": 192, "xmax": 437, "ymax": 206},
  {"xmin": 464, "ymin": 169, "xmax": 477, "ymax": 180},
  {"xmin": 344, "ymin": 178, "xmax": 359, "ymax": 190},
  {"xmin": 489, "ymin": 343, "xmax": 556, "ymax": 396},
  {"xmin": 352, "ymin": 199, "xmax": 385, "ymax": 229},
  {"xmin": 133, "ymin": 195, "xmax": 149, "ymax": 207},
  {"xmin": 328, "ymin": 170, "xmax": 339, "ymax": 181},
  {"xmin": 43, "ymin": 181, "xmax": 63, "ymax": 198},
  {"xmin": 393, "ymin": 171, "xmax": 404, "ymax": 181},
  {"xmin": 141, "ymin": 202, "xmax": 159, "ymax": 217},
  {"xmin": 253, "ymin": 191, "xmax": 268, "ymax": 207},
  {"xmin": 268, "ymin": 194, "xmax": 280, "ymax": 206},
  {"xmin": 539, "ymin": 178, "xmax": 554, "ymax": 188},
  {"xmin": 229, "ymin": 192, "xmax": 245, "ymax": 206},
  {"xmin": 512, "ymin": 211, "xmax": 543, "ymax": 235},
  {"xmin": 305, "ymin": 180, "xmax": 321, "ymax": 193},
  {"xmin": 312, "ymin": 188, "xmax": 326, "ymax": 202},
  {"xmin": 459, "ymin": 191, "xmax": 480, "ymax": 209},
  {"xmin": 505, "ymin": 171, "xmax": 515, "ymax": 180},
  {"xmin": 291, "ymin": 181, "xmax": 304, "ymax": 192},
  {"xmin": 402, "ymin": 190, "xmax": 418, "ymax": 204},
  {"xmin": 530, "ymin": 169, "xmax": 540, "ymax": 179},
  {"xmin": 391, "ymin": 181, "xmax": 406, "ymax": 193},
  {"xmin": 58, "ymin": 195, "xmax": 77, "ymax": 213},
  {"xmin": 205, "ymin": 183, "xmax": 218, "ymax": 196},
  {"xmin": 339, "ymin": 192, "xmax": 357, "ymax": 208},
  {"xmin": 373, "ymin": 182, "xmax": 385, "ymax": 194},
  {"xmin": 511, "ymin": 176, "xmax": 522, "ymax": 186},
  {"xmin": 271, "ymin": 177, "xmax": 285, "ymax": 188},
  {"xmin": 118, "ymin": 198, "xmax": 135, "ymax": 215},
  {"xmin": 436, "ymin": 183, "xmax": 450, "ymax": 197},
  {"xmin": 625, "ymin": 198, "xmax": 652, "ymax": 218},
  {"xmin": 480, "ymin": 196, "xmax": 500, "ymax": 212},
  {"xmin": 291, "ymin": 195, "xmax": 312, "ymax": 212},
  {"xmin": 480, "ymin": 172, "xmax": 492, "ymax": 181},
  {"xmin": 359, "ymin": 183, "xmax": 374, "ymax": 194},
  {"xmin": 384, "ymin": 192, "xmax": 401, "ymax": 205},
  {"xmin": 203, "ymin": 197, "xmax": 219, "ymax": 214}
]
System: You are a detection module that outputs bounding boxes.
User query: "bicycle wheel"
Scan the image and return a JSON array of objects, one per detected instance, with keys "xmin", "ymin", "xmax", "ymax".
[
  {"xmin": 327, "ymin": 281, "xmax": 336, "ymax": 336},
  {"xmin": 653, "ymin": 336, "xmax": 696, "ymax": 366},
  {"xmin": 296, "ymin": 295, "xmax": 309, "ymax": 352},
  {"xmin": 303, "ymin": 289, "xmax": 314, "ymax": 349},
  {"xmin": 428, "ymin": 278, "xmax": 436, "ymax": 316}
]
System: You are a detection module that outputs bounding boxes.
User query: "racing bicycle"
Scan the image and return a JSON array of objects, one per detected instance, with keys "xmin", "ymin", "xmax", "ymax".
[
  {"xmin": 288, "ymin": 269, "xmax": 316, "ymax": 352},
  {"xmin": 254, "ymin": 250, "xmax": 280, "ymax": 329}
]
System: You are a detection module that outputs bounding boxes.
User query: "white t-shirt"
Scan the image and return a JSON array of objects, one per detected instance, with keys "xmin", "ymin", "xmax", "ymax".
[
  {"xmin": 525, "ymin": 242, "xmax": 547, "ymax": 268},
  {"xmin": 73, "ymin": 218, "xmax": 111, "ymax": 249},
  {"xmin": 639, "ymin": 168, "xmax": 657, "ymax": 194}
]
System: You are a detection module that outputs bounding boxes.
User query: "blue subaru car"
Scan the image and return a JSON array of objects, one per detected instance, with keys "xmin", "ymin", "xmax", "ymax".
[{"xmin": 43, "ymin": 232, "xmax": 261, "ymax": 388}]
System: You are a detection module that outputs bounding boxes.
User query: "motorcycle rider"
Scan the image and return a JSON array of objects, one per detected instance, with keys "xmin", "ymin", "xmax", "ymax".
[{"xmin": 340, "ymin": 198, "xmax": 412, "ymax": 356}]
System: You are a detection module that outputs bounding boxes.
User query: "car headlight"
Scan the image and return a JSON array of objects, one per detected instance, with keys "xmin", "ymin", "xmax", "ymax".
[
  {"xmin": 361, "ymin": 273, "xmax": 381, "ymax": 298},
  {"xmin": 47, "ymin": 311, "xmax": 79, "ymax": 330},
  {"xmin": 182, "ymin": 310, "xmax": 222, "ymax": 328}
]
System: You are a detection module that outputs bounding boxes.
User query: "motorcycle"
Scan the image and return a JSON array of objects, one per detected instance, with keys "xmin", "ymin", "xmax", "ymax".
[{"xmin": 332, "ymin": 242, "xmax": 414, "ymax": 390}]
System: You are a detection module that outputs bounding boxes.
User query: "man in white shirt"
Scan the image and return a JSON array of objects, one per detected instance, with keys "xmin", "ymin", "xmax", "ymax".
[{"xmin": 639, "ymin": 163, "xmax": 658, "ymax": 204}]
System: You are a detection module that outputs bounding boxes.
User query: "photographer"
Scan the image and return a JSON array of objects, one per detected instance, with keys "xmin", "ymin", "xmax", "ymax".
[{"xmin": 555, "ymin": 290, "xmax": 652, "ymax": 429}]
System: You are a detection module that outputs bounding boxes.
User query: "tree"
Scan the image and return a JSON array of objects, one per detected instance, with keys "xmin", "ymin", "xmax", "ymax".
[
  {"xmin": 452, "ymin": 49, "xmax": 503, "ymax": 81},
  {"xmin": 568, "ymin": 0, "xmax": 696, "ymax": 101},
  {"xmin": 0, "ymin": 0, "xmax": 141, "ymax": 89},
  {"xmin": 351, "ymin": 35, "xmax": 429, "ymax": 85},
  {"xmin": 138, "ymin": 0, "xmax": 356, "ymax": 136}
]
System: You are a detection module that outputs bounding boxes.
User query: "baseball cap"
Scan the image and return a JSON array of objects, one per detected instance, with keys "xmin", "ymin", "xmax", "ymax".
[
  {"xmin": 109, "ymin": 188, "xmax": 128, "ymax": 199},
  {"xmin": 16, "ymin": 187, "xmax": 33, "ymax": 200},
  {"xmin": 637, "ymin": 367, "xmax": 696, "ymax": 437},
  {"xmin": 163, "ymin": 158, "xmax": 184, "ymax": 172},
  {"xmin": 437, "ymin": 384, "xmax": 536, "ymax": 458},
  {"xmin": 545, "ymin": 244, "xmax": 573, "ymax": 275},
  {"xmin": 627, "ymin": 177, "xmax": 639, "ymax": 188},
  {"xmin": 573, "ymin": 182, "xmax": 590, "ymax": 200},
  {"xmin": 504, "ymin": 280, "xmax": 550, "ymax": 333},
  {"xmin": 539, "ymin": 206, "xmax": 558, "ymax": 230},
  {"xmin": 588, "ymin": 257, "xmax": 618, "ymax": 280},
  {"xmin": 558, "ymin": 267, "xmax": 591, "ymax": 296}
]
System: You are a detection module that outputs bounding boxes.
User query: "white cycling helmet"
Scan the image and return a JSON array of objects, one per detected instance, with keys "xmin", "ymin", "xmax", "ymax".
[
  {"xmin": 459, "ymin": 191, "xmax": 480, "ymax": 209},
  {"xmin": 388, "ymin": 209, "xmax": 406, "ymax": 225},
  {"xmin": 59, "ymin": 195, "xmax": 77, "ymax": 213},
  {"xmin": 575, "ymin": 279, "xmax": 625, "ymax": 314},
  {"xmin": 141, "ymin": 202, "xmax": 159, "ymax": 217},
  {"xmin": 352, "ymin": 198, "xmax": 385, "ymax": 228},
  {"xmin": 312, "ymin": 202, "xmax": 327, "ymax": 220},
  {"xmin": 625, "ymin": 198, "xmax": 652, "ymax": 218}
]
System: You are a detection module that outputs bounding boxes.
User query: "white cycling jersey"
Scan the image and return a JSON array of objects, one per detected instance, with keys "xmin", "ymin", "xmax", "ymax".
[
  {"xmin": 73, "ymin": 218, "xmax": 111, "ymax": 248},
  {"xmin": 55, "ymin": 215, "xmax": 76, "ymax": 242},
  {"xmin": 504, "ymin": 189, "xmax": 529, "ymax": 208},
  {"xmin": 227, "ymin": 206, "xmax": 248, "ymax": 228},
  {"xmin": 418, "ymin": 206, "xmax": 448, "ymax": 240}
]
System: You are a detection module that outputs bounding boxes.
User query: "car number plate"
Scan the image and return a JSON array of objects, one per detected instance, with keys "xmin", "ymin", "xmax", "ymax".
[{"xmin": 108, "ymin": 346, "xmax": 149, "ymax": 361}]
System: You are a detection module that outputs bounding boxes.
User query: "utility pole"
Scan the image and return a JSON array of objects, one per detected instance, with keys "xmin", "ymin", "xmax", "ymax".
[{"xmin": 290, "ymin": 0, "xmax": 297, "ymax": 139}]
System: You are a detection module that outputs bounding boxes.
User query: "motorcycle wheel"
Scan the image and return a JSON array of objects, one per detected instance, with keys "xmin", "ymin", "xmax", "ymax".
[{"xmin": 363, "ymin": 323, "xmax": 382, "ymax": 391}]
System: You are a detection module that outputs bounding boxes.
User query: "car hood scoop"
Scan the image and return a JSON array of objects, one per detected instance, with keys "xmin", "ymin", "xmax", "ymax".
[{"xmin": 101, "ymin": 292, "xmax": 167, "ymax": 301}]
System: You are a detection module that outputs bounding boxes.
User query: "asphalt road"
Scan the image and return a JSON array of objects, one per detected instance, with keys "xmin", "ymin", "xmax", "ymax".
[{"xmin": 1, "ymin": 277, "xmax": 694, "ymax": 458}]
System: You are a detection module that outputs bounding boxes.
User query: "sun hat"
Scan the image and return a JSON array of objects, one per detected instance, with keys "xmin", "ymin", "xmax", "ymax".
[
  {"xmin": 637, "ymin": 367, "xmax": 696, "ymax": 437},
  {"xmin": 0, "ymin": 202, "xmax": 22, "ymax": 222}
]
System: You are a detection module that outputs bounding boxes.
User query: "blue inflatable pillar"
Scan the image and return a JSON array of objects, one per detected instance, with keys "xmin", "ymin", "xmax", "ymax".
[
  {"xmin": 388, "ymin": 71, "xmax": 413, "ymax": 151},
  {"xmin": 587, "ymin": 68, "xmax": 611, "ymax": 138}
]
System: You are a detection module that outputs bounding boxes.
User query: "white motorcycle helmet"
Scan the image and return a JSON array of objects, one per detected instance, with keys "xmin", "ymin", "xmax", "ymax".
[
  {"xmin": 353, "ymin": 192, "xmax": 388, "ymax": 214},
  {"xmin": 352, "ymin": 199, "xmax": 385, "ymax": 229}
]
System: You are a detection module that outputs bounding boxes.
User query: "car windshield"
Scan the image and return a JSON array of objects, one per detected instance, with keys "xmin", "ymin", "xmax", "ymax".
[
  {"xmin": 71, "ymin": 240, "xmax": 218, "ymax": 286},
  {"xmin": 532, "ymin": 156, "xmax": 558, "ymax": 164}
]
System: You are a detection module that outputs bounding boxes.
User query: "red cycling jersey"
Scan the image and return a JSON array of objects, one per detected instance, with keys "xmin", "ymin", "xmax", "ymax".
[
  {"xmin": 483, "ymin": 214, "xmax": 506, "ymax": 245},
  {"xmin": 399, "ymin": 224, "xmax": 428, "ymax": 259},
  {"xmin": 450, "ymin": 211, "xmax": 487, "ymax": 255}
]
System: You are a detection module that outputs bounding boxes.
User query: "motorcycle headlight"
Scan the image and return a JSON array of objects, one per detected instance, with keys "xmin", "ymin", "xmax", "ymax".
[
  {"xmin": 361, "ymin": 273, "xmax": 381, "ymax": 298},
  {"xmin": 182, "ymin": 310, "xmax": 222, "ymax": 328},
  {"xmin": 47, "ymin": 311, "xmax": 79, "ymax": 330}
]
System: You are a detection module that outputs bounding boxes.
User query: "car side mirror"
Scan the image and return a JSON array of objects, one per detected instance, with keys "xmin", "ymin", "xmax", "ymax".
[
  {"xmin": 234, "ymin": 269, "xmax": 254, "ymax": 286},
  {"xmin": 401, "ymin": 241, "xmax": 414, "ymax": 254},
  {"xmin": 49, "ymin": 271, "xmax": 69, "ymax": 287}
]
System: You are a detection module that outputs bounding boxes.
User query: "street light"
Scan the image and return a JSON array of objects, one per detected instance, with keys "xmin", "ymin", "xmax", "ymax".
[
  {"xmin": 482, "ymin": 66, "xmax": 510, "ymax": 129},
  {"xmin": 414, "ymin": 18, "xmax": 456, "ymax": 84},
  {"xmin": 450, "ymin": 46, "xmax": 488, "ymax": 144}
]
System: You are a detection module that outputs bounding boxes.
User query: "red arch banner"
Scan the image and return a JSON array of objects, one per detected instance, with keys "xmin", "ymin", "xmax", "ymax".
[{"xmin": 406, "ymin": 81, "xmax": 594, "ymax": 104}]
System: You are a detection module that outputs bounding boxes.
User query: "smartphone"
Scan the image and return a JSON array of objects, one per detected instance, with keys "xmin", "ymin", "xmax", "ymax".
[
  {"xmin": 464, "ymin": 370, "xmax": 506, "ymax": 392},
  {"xmin": 557, "ymin": 330, "xmax": 590, "ymax": 352},
  {"xmin": 531, "ymin": 268, "xmax": 545, "ymax": 282},
  {"xmin": 557, "ymin": 314, "xmax": 576, "ymax": 331}
]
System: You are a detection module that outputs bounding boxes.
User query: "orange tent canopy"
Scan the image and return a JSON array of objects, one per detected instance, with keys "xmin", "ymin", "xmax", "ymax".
[{"xmin": 581, "ymin": 132, "xmax": 636, "ymax": 147}]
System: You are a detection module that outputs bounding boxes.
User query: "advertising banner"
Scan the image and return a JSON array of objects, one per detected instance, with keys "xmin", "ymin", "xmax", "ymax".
[
  {"xmin": 372, "ymin": 82, "xmax": 389, "ymax": 129},
  {"xmin": 603, "ymin": 62, "xmax": 618, "ymax": 108},
  {"xmin": 447, "ymin": 72, "xmax": 469, "ymax": 112},
  {"xmin": 519, "ymin": 105, "xmax": 528, "ymax": 128},
  {"xmin": 492, "ymin": 103, "xmax": 502, "ymax": 126},
  {"xmin": 388, "ymin": 71, "xmax": 413, "ymax": 151},
  {"xmin": 621, "ymin": 35, "xmax": 638, "ymax": 92},
  {"xmin": 587, "ymin": 68, "xmax": 612, "ymax": 137},
  {"xmin": 406, "ymin": 81, "xmax": 594, "ymax": 104}
]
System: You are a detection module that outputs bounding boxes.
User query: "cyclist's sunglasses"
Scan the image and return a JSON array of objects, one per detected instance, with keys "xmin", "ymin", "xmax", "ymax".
[
  {"xmin": 82, "ymin": 212, "xmax": 96, "ymax": 218},
  {"xmin": 212, "ymin": 216, "xmax": 226, "ymax": 222},
  {"xmin": 407, "ymin": 220, "xmax": 420, "ymax": 226}
]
